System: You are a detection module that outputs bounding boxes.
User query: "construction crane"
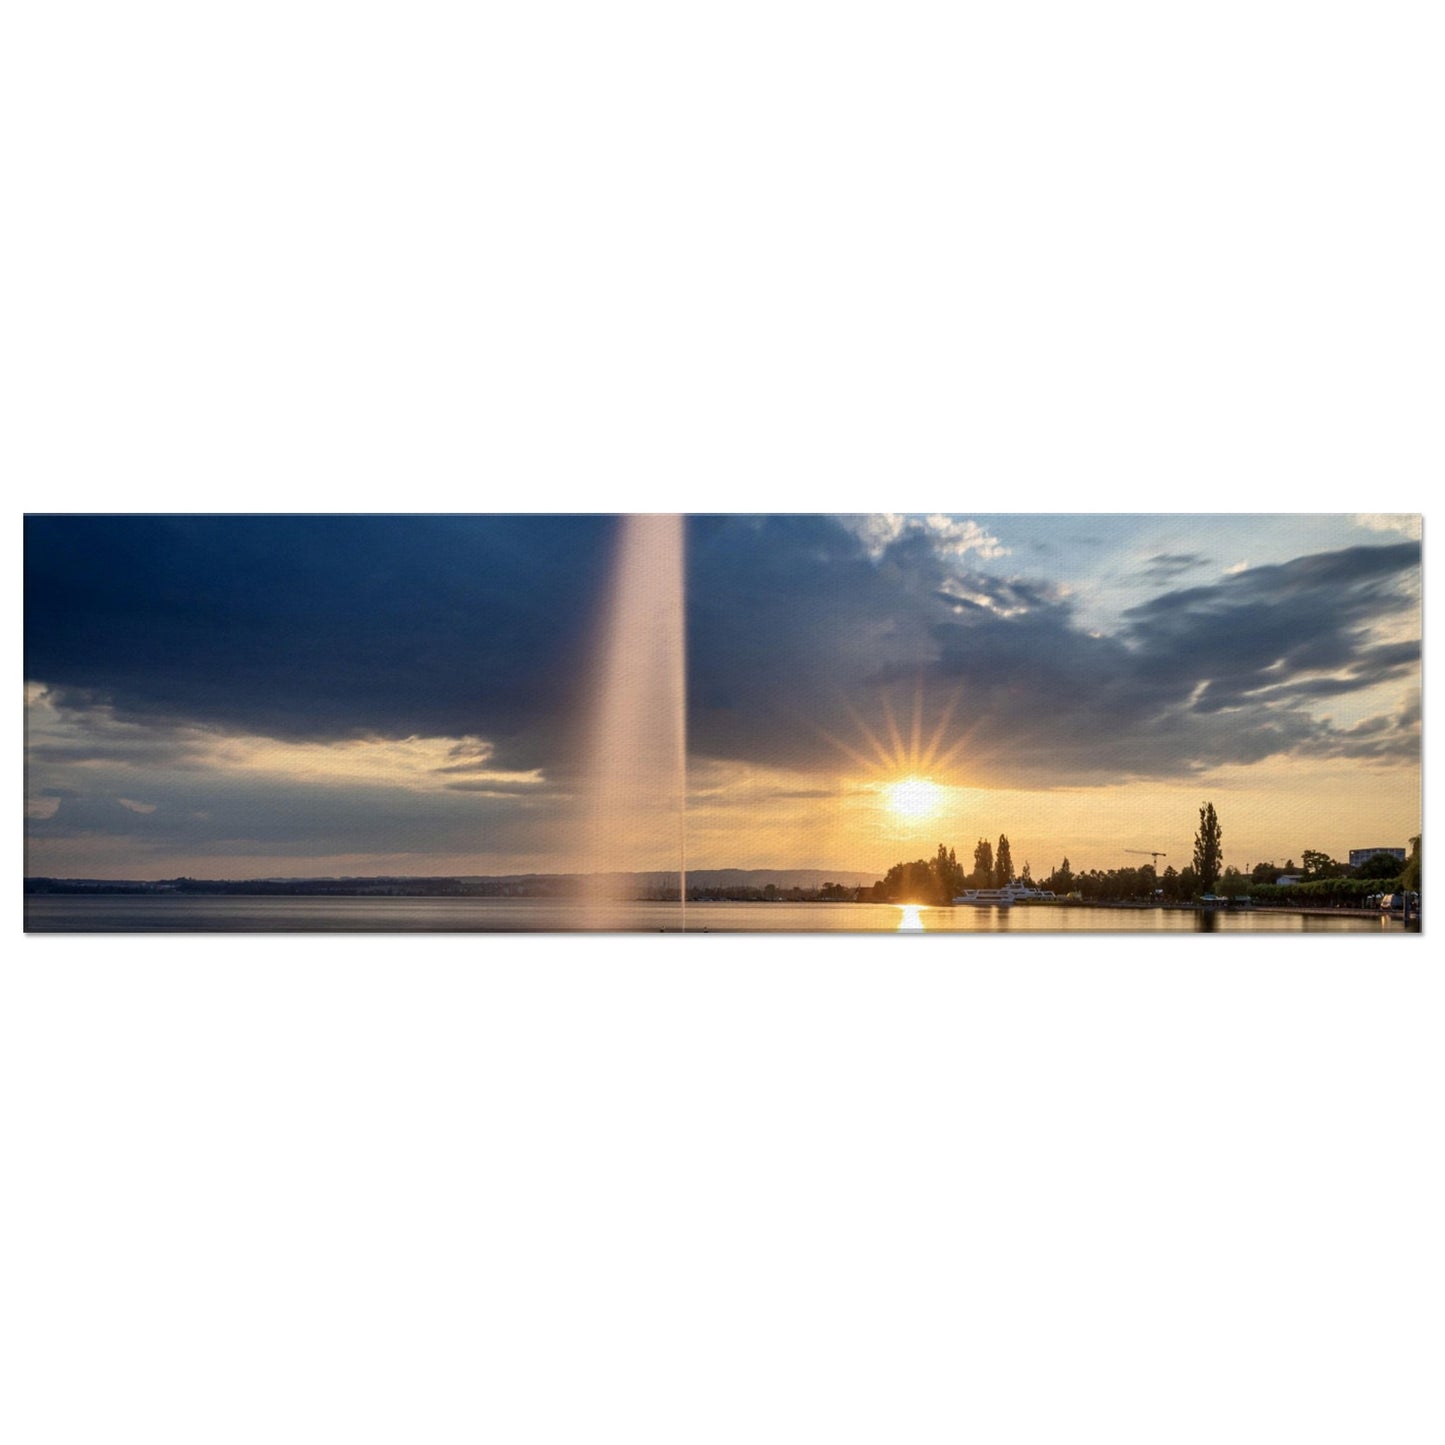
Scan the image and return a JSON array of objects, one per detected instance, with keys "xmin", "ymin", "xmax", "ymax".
[{"xmin": 1124, "ymin": 849, "xmax": 1168, "ymax": 870}]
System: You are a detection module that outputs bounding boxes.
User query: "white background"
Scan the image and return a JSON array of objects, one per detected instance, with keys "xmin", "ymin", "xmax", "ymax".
[{"xmin": 6, "ymin": 2, "xmax": 1440, "ymax": 1441}]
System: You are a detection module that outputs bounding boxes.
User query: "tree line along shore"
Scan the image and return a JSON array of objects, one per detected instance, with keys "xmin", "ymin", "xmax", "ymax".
[{"xmin": 852, "ymin": 805, "xmax": 1421, "ymax": 909}]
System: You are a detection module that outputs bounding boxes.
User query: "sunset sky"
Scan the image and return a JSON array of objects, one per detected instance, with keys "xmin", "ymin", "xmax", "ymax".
[{"xmin": 24, "ymin": 513, "xmax": 1421, "ymax": 881}]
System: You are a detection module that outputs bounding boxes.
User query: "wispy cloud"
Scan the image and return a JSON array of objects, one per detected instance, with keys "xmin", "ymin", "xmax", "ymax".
[
  {"xmin": 1139, "ymin": 553, "xmax": 1208, "ymax": 584},
  {"xmin": 1353, "ymin": 514, "xmax": 1422, "ymax": 541}
]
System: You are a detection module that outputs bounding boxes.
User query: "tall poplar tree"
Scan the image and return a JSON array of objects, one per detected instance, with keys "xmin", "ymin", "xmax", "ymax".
[
  {"xmin": 1193, "ymin": 802, "xmax": 1222, "ymax": 892},
  {"xmin": 995, "ymin": 834, "xmax": 1014, "ymax": 887}
]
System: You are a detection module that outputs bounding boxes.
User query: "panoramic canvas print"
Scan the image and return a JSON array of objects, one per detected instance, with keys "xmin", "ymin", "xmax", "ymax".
[{"xmin": 24, "ymin": 514, "xmax": 1422, "ymax": 933}]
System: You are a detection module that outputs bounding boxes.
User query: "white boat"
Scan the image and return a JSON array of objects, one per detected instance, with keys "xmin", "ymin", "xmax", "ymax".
[
  {"xmin": 953, "ymin": 883, "xmax": 1052, "ymax": 906},
  {"xmin": 953, "ymin": 888, "xmax": 1018, "ymax": 907}
]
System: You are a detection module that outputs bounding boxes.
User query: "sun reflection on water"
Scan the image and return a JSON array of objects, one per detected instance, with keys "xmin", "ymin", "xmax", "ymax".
[{"xmin": 897, "ymin": 904, "xmax": 924, "ymax": 932}]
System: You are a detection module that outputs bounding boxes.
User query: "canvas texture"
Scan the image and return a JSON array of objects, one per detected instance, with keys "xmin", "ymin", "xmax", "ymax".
[{"xmin": 24, "ymin": 514, "xmax": 1422, "ymax": 933}]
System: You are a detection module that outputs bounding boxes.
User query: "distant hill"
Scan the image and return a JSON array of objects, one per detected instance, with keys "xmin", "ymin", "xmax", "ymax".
[
  {"xmin": 670, "ymin": 868, "xmax": 876, "ymax": 889},
  {"xmin": 25, "ymin": 867, "xmax": 879, "ymax": 896}
]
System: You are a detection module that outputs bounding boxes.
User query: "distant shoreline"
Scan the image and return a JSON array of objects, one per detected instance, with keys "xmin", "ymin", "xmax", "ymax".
[
  {"xmin": 24, "ymin": 880, "xmax": 1397, "ymax": 921},
  {"xmin": 22, "ymin": 868, "xmax": 877, "ymax": 900}
]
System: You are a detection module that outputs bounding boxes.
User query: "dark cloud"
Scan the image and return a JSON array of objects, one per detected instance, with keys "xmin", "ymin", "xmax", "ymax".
[
  {"xmin": 25, "ymin": 515, "xmax": 616, "ymax": 770},
  {"xmin": 686, "ymin": 528, "xmax": 1421, "ymax": 782},
  {"xmin": 1192, "ymin": 639, "xmax": 1419, "ymax": 711},
  {"xmin": 26, "ymin": 517, "xmax": 1422, "ymax": 810},
  {"xmin": 1122, "ymin": 544, "xmax": 1419, "ymax": 703}
]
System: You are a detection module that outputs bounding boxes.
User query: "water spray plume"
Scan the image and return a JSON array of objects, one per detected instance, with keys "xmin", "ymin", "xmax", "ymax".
[{"xmin": 580, "ymin": 516, "xmax": 687, "ymax": 929}]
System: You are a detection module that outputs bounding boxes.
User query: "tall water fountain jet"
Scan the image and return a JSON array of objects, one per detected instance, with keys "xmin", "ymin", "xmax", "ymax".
[{"xmin": 579, "ymin": 515, "xmax": 687, "ymax": 929}]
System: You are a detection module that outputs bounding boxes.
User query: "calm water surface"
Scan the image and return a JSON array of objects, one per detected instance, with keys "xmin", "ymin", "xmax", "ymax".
[{"xmin": 25, "ymin": 897, "xmax": 1406, "ymax": 933}]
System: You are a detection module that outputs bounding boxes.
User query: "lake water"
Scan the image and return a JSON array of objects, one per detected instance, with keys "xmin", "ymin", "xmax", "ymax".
[{"xmin": 24, "ymin": 897, "xmax": 1408, "ymax": 934}]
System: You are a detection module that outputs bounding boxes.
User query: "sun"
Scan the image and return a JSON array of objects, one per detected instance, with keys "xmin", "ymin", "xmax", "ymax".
[{"xmin": 886, "ymin": 776, "xmax": 944, "ymax": 820}]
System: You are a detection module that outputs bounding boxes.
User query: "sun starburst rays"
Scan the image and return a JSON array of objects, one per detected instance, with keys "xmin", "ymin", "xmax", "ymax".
[{"xmin": 814, "ymin": 678, "xmax": 994, "ymax": 826}]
